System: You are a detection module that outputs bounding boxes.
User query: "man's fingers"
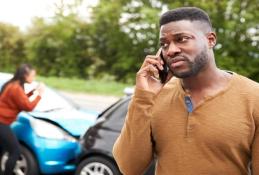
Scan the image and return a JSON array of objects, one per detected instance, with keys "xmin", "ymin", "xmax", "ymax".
[
  {"xmin": 141, "ymin": 55, "xmax": 160, "ymax": 65},
  {"xmin": 156, "ymin": 48, "xmax": 165, "ymax": 66},
  {"xmin": 137, "ymin": 64, "xmax": 159, "ymax": 78},
  {"xmin": 141, "ymin": 58, "xmax": 163, "ymax": 70},
  {"xmin": 156, "ymin": 48, "xmax": 162, "ymax": 57}
]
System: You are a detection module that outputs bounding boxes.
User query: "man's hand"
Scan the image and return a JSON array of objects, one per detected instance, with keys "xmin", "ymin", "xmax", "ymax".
[{"xmin": 136, "ymin": 48, "xmax": 172, "ymax": 94}]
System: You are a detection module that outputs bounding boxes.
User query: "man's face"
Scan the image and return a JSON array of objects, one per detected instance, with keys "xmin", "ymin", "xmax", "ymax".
[{"xmin": 159, "ymin": 20, "xmax": 211, "ymax": 78}]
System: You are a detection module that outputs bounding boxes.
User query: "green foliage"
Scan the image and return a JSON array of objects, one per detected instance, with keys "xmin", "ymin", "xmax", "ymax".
[
  {"xmin": 89, "ymin": 0, "xmax": 259, "ymax": 82},
  {"xmin": 25, "ymin": 15, "xmax": 94, "ymax": 78},
  {"xmin": 0, "ymin": 0, "xmax": 258, "ymax": 83},
  {"xmin": 37, "ymin": 76, "xmax": 131, "ymax": 96},
  {"xmin": 0, "ymin": 23, "xmax": 27, "ymax": 71},
  {"xmin": 90, "ymin": 0, "xmax": 161, "ymax": 82}
]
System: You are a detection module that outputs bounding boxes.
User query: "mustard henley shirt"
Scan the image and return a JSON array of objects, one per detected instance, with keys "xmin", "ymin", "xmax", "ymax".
[{"xmin": 113, "ymin": 73, "xmax": 259, "ymax": 175}]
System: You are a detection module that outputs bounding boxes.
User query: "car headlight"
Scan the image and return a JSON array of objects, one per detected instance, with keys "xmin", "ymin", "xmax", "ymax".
[{"xmin": 30, "ymin": 118, "xmax": 76, "ymax": 142}]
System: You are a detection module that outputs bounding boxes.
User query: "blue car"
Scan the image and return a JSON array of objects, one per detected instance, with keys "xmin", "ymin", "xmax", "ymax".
[{"xmin": 0, "ymin": 73, "xmax": 98, "ymax": 175}]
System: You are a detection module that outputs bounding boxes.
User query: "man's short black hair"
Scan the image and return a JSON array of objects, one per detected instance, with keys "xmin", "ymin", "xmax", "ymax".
[{"xmin": 159, "ymin": 7, "xmax": 212, "ymax": 29}]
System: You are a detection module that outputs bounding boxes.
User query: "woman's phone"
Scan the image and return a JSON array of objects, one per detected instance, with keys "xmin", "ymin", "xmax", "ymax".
[{"xmin": 158, "ymin": 50, "xmax": 169, "ymax": 84}]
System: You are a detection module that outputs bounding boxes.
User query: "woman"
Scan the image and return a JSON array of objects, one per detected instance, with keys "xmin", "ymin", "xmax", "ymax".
[{"xmin": 0, "ymin": 64, "xmax": 44, "ymax": 175}]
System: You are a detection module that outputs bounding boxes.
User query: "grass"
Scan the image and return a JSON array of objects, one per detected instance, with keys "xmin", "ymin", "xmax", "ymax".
[{"xmin": 37, "ymin": 76, "xmax": 133, "ymax": 97}]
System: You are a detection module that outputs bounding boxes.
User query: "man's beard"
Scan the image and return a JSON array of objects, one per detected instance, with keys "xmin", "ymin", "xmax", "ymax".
[{"xmin": 168, "ymin": 49, "xmax": 209, "ymax": 78}]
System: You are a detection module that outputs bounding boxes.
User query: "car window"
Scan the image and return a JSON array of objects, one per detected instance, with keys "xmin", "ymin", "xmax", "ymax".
[{"xmin": 103, "ymin": 99, "xmax": 130, "ymax": 131}]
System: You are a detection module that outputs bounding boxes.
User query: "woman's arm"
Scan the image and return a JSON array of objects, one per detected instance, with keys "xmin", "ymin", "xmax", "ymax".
[{"xmin": 12, "ymin": 84, "xmax": 41, "ymax": 111}]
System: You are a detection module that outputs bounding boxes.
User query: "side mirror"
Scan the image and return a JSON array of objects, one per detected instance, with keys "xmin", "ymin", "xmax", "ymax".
[{"xmin": 123, "ymin": 87, "xmax": 134, "ymax": 96}]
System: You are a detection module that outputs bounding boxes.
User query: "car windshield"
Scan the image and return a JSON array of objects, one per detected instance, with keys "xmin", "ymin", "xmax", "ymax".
[{"xmin": 24, "ymin": 82, "xmax": 75, "ymax": 112}]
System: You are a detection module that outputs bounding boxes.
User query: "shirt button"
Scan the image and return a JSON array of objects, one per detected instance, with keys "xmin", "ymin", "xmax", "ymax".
[{"xmin": 188, "ymin": 125, "xmax": 195, "ymax": 130}]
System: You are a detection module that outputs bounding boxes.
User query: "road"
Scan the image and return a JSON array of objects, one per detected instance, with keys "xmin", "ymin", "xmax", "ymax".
[{"xmin": 59, "ymin": 91, "xmax": 120, "ymax": 113}]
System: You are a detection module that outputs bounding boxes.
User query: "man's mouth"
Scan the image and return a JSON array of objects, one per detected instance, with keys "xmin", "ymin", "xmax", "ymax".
[{"xmin": 169, "ymin": 57, "xmax": 187, "ymax": 68}]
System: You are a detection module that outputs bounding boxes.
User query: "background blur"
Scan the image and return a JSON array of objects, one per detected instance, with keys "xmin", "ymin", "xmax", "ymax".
[{"xmin": 0, "ymin": 0, "xmax": 258, "ymax": 96}]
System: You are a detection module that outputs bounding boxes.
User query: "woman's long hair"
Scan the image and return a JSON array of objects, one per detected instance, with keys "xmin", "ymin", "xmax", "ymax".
[{"xmin": 0, "ymin": 64, "xmax": 35, "ymax": 94}]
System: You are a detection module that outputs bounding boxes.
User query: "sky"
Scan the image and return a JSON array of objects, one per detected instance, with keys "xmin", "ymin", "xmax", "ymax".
[{"xmin": 0, "ymin": 0, "xmax": 98, "ymax": 31}]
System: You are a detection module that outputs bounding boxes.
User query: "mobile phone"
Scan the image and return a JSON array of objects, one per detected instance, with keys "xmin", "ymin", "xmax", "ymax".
[{"xmin": 158, "ymin": 50, "xmax": 169, "ymax": 84}]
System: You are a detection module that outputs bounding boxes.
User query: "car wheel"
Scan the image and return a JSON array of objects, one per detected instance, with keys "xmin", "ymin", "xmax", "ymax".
[
  {"xmin": 0, "ymin": 145, "xmax": 39, "ymax": 175},
  {"xmin": 75, "ymin": 156, "xmax": 121, "ymax": 175}
]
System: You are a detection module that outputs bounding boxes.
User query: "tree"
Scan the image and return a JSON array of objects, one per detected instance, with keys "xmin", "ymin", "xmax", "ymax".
[
  {"xmin": 90, "ymin": 0, "xmax": 259, "ymax": 82},
  {"xmin": 1, "ymin": 0, "xmax": 258, "ymax": 82},
  {"xmin": 25, "ymin": 15, "xmax": 95, "ymax": 78},
  {"xmin": 0, "ymin": 23, "xmax": 27, "ymax": 72},
  {"xmin": 90, "ymin": 0, "xmax": 161, "ymax": 82}
]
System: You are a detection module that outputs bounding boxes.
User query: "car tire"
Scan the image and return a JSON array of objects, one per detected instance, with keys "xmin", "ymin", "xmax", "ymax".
[
  {"xmin": 0, "ymin": 145, "xmax": 39, "ymax": 175},
  {"xmin": 75, "ymin": 156, "xmax": 121, "ymax": 175}
]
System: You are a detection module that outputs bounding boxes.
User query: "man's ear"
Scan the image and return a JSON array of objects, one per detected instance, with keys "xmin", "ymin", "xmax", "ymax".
[{"xmin": 207, "ymin": 32, "xmax": 217, "ymax": 49}]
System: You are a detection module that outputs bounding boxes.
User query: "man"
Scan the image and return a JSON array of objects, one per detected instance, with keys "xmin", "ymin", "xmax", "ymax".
[{"xmin": 113, "ymin": 7, "xmax": 259, "ymax": 175}]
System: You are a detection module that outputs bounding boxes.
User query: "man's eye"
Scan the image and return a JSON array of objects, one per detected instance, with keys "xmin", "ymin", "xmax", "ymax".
[
  {"xmin": 160, "ymin": 43, "xmax": 168, "ymax": 48},
  {"xmin": 177, "ymin": 36, "xmax": 190, "ymax": 42}
]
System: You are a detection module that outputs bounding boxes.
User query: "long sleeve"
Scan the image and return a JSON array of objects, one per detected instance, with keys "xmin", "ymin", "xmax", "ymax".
[
  {"xmin": 113, "ymin": 88, "xmax": 156, "ymax": 175},
  {"xmin": 251, "ymin": 98, "xmax": 259, "ymax": 174},
  {"xmin": 26, "ymin": 89, "xmax": 35, "ymax": 97},
  {"xmin": 12, "ymin": 85, "xmax": 41, "ymax": 111},
  {"xmin": 250, "ymin": 82, "xmax": 259, "ymax": 174},
  {"xmin": 252, "ymin": 127, "xmax": 259, "ymax": 174}
]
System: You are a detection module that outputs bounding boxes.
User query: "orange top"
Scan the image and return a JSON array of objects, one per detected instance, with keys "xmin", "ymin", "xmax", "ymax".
[{"xmin": 0, "ymin": 81, "xmax": 41, "ymax": 125}]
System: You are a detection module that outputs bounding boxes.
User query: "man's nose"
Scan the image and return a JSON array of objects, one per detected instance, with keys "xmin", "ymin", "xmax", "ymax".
[{"xmin": 166, "ymin": 42, "xmax": 181, "ymax": 57}]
